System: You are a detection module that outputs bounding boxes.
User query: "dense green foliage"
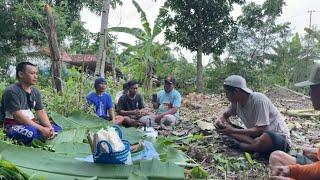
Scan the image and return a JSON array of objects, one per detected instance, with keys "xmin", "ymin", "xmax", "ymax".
[
  {"xmin": 0, "ymin": 0, "xmax": 319, "ymax": 94},
  {"xmin": 204, "ymin": 0, "xmax": 319, "ymax": 92},
  {"xmin": 160, "ymin": 0, "xmax": 245, "ymax": 92},
  {"xmin": 110, "ymin": 0, "xmax": 172, "ymax": 91}
]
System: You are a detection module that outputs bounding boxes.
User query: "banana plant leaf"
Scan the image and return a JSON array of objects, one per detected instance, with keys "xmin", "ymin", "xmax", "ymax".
[
  {"xmin": 51, "ymin": 111, "xmax": 111, "ymax": 129},
  {"xmin": 154, "ymin": 137, "xmax": 188, "ymax": 165},
  {"xmin": 48, "ymin": 128, "xmax": 87, "ymax": 144},
  {"xmin": 0, "ymin": 141, "xmax": 185, "ymax": 180},
  {"xmin": 53, "ymin": 142, "xmax": 91, "ymax": 158},
  {"xmin": 50, "ymin": 111, "xmax": 144, "ymax": 144},
  {"xmin": 50, "ymin": 112, "xmax": 85, "ymax": 130},
  {"xmin": 132, "ymin": 0, "xmax": 152, "ymax": 37}
]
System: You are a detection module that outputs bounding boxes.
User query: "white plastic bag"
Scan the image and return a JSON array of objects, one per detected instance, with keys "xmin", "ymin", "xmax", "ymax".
[{"xmin": 94, "ymin": 127, "xmax": 125, "ymax": 153}]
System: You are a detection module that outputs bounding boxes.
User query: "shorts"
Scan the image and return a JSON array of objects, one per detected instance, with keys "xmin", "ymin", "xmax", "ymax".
[
  {"xmin": 4, "ymin": 120, "xmax": 62, "ymax": 144},
  {"xmin": 295, "ymin": 154, "xmax": 314, "ymax": 165},
  {"xmin": 265, "ymin": 131, "xmax": 291, "ymax": 152},
  {"xmin": 139, "ymin": 114, "xmax": 177, "ymax": 127}
]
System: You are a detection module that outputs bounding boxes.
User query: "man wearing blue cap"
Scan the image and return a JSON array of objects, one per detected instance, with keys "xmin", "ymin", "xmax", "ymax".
[
  {"xmin": 86, "ymin": 77, "xmax": 116, "ymax": 122},
  {"xmin": 215, "ymin": 75, "xmax": 291, "ymax": 154}
]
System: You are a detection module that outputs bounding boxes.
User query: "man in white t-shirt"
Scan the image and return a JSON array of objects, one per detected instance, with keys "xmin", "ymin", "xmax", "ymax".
[{"xmin": 215, "ymin": 75, "xmax": 291, "ymax": 154}]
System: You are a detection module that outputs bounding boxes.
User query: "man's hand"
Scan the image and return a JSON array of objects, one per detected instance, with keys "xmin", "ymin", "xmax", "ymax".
[
  {"xmin": 113, "ymin": 116, "xmax": 124, "ymax": 125},
  {"xmin": 214, "ymin": 118, "xmax": 226, "ymax": 129},
  {"xmin": 139, "ymin": 109, "xmax": 150, "ymax": 116},
  {"xmin": 155, "ymin": 114, "xmax": 163, "ymax": 123},
  {"xmin": 270, "ymin": 166, "xmax": 290, "ymax": 177},
  {"xmin": 215, "ymin": 113, "xmax": 230, "ymax": 129},
  {"xmin": 216, "ymin": 124, "xmax": 235, "ymax": 135},
  {"xmin": 38, "ymin": 126, "xmax": 52, "ymax": 140},
  {"xmin": 303, "ymin": 147, "xmax": 319, "ymax": 162},
  {"xmin": 48, "ymin": 128, "xmax": 55, "ymax": 140}
]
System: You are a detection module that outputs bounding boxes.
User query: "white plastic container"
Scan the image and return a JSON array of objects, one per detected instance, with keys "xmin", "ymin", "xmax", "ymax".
[{"xmin": 140, "ymin": 127, "xmax": 158, "ymax": 140}]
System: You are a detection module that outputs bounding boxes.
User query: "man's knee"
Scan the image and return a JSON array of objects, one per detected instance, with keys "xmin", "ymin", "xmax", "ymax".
[
  {"xmin": 162, "ymin": 115, "xmax": 177, "ymax": 126},
  {"xmin": 269, "ymin": 150, "xmax": 285, "ymax": 165},
  {"xmin": 139, "ymin": 115, "xmax": 149, "ymax": 124},
  {"xmin": 139, "ymin": 115, "xmax": 155, "ymax": 126},
  {"xmin": 269, "ymin": 150, "xmax": 296, "ymax": 166},
  {"xmin": 251, "ymin": 133, "xmax": 273, "ymax": 151}
]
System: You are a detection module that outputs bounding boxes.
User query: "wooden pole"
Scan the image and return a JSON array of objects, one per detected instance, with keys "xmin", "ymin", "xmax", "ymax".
[
  {"xmin": 94, "ymin": 0, "xmax": 111, "ymax": 77},
  {"xmin": 44, "ymin": 4, "xmax": 62, "ymax": 93}
]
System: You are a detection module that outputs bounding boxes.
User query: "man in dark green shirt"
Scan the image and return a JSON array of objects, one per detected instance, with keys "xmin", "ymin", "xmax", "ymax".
[{"xmin": 117, "ymin": 80, "xmax": 149, "ymax": 127}]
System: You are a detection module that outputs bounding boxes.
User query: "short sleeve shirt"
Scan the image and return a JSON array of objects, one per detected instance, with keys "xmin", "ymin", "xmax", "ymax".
[
  {"xmin": 117, "ymin": 94, "xmax": 144, "ymax": 112},
  {"xmin": 156, "ymin": 89, "xmax": 181, "ymax": 119},
  {"xmin": 115, "ymin": 90, "xmax": 124, "ymax": 105},
  {"xmin": 227, "ymin": 92, "xmax": 291, "ymax": 145},
  {"xmin": 2, "ymin": 84, "xmax": 43, "ymax": 120},
  {"xmin": 86, "ymin": 92, "xmax": 113, "ymax": 119}
]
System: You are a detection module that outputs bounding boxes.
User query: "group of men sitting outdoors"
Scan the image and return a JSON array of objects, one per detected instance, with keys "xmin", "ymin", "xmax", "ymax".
[
  {"xmin": 1, "ymin": 61, "xmax": 320, "ymax": 179},
  {"xmin": 85, "ymin": 75, "xmax": 182, "ymax": 129}
]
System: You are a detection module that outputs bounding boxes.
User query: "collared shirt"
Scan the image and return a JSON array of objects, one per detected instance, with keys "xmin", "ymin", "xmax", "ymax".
[{"xmin": 156, "ymin": 89, "xmax": 181, "ymax": 119}]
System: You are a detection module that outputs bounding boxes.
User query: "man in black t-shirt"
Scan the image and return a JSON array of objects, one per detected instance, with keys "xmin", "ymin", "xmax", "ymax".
[
  {"xmin": 117, "ymin": 80, "xmax": 150, "ymax": 127},
  {"xmin": 2, "ymin": 62, "xmax": 61, "ymax": 144}
]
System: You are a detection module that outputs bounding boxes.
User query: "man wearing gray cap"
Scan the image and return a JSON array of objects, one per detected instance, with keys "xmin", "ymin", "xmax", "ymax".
[
  {"xmin": 215, "ymin": 75, "xmax": 291, "ymax": 154},
  {"xmin": 269, "ymin": 64, "xmax": 320, "ymax": 180}
]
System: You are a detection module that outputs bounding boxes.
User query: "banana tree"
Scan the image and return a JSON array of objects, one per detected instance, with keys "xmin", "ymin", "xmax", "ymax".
[{"xmin": 109, "ymin": 0, "xmax": 165, "ymax": 91}]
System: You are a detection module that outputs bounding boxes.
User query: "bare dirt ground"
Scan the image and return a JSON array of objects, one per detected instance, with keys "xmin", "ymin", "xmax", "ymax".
[{"xmin": 158, "ymin": 87, "xmax": 318, "ymax": 179}]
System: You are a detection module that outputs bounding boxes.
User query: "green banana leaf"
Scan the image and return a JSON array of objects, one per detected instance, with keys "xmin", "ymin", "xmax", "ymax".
[
  {"xmin": 50, "ymin": 111, "xmax": 144, "ymax": 144},
  {"xmin": 154, "ymin": 137, "xmax": 188, "ymax": 165},
  {"xmin": 109, "ymin": 27, "xmax": 147, "ymax": 41},
  {"xmin": 50, "ymin": 112, "xmax": 85, "ymax": 130},
  {"xmin": 132, "ymin": 0, "xmax": 152, "ymax": 37},
  {"xmin": 53, "ymin": 142, "xmax": 91, "ymax": 157},
  {"xmin": 0, "ymin": 141, "xmax": 185, "ymax": 180},
  {"xmin": 48, "ymin": 128, "xmax": 87, "ymax": 144}
]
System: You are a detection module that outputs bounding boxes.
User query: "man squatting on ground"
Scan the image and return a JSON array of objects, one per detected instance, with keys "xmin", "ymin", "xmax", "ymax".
[{"xmin": 215, "ymin": 75, "xmax": 291, "ymax": 154}]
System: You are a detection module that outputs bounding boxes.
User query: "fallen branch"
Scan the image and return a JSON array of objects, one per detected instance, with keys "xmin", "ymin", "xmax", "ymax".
[
  {"xmin": 282, "ymin": 109, "xmax": 320, "ymax": 117},
  {"xmin": 175, "ymin": 162, "xmax": 198, "ymax": 167},
  {"xmin": 274, "ymin": 84, "xmax": 310, "ymax": 99}
]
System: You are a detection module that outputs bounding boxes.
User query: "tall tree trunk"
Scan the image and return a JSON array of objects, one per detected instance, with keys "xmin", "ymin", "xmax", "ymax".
[
  {"xmin": 147, "ymin": 65, "xmax": 153, "ymax": 91},
  {"xmin": 196, "ymin": 46, "xmax": 204, "ymax": 93},
  {"xmin": 94, "ymin": 0, "xmax": 111, "ymax": 77},
  {"xmin": 111, "ymin": 57, "xmax": 116, "ymax": 82},
  {"xmin": 144, "ymin": 60, "xmax": 153, "ymax": 92},
  {"xmin": 111, "ymin": 46, "xmax": 117, "ymax": 82},
  {"xmin": 45, "ymin": 4, "xmax": 62, "ymax": 93}
]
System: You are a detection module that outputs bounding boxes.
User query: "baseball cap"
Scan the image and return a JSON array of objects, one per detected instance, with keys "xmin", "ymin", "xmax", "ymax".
[
  {"xmin": 224, "ymin": 75, "xmax": 253, "ymax": 94},
  {"xmin": 164, "ymin": 76, "xmax": 176, "ymax": 84},
  {"xmin": 295, "ymin": 64, "xmax": 320, "ymax": 87}
]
